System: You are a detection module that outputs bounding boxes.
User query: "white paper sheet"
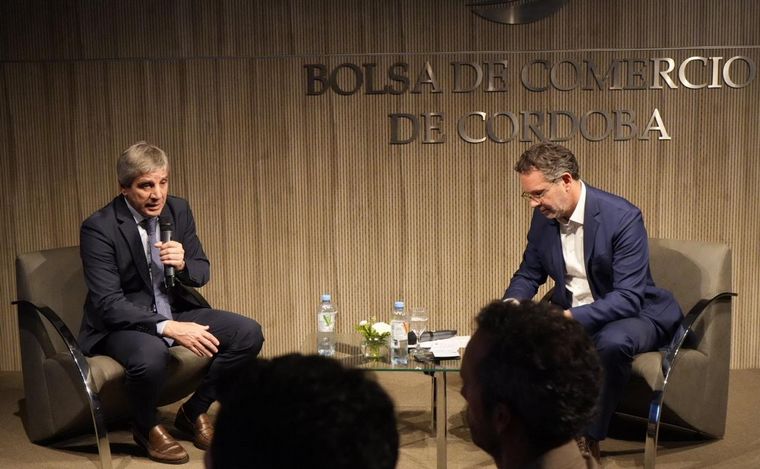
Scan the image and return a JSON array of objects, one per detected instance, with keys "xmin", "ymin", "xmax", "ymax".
[{"xmin": 422, "ymin": 335, "xmax": 470, "ymax": 358}]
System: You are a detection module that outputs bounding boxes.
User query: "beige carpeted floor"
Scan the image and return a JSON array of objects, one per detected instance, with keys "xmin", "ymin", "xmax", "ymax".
[{"xmin": 1, "ymin": 369, "xmax": 759, "ymax": 468}]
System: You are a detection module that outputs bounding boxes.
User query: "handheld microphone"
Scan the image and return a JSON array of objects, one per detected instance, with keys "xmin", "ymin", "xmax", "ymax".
[{"xmin": 159, "ymin": 219, "xmax": 175, "ymax": 287}]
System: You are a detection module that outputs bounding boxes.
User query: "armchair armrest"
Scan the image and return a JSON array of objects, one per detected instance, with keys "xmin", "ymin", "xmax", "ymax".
[
  {"xmin": 13, "ymin": 300, "xmax": 113, "ymax": 469},
  {"xmin": 539, "ymin": 287, "xmax": 555, "ymax": 303},
  {"xmin": 644, "ymin": 291, "xmax": 736, "ymax": 469},
  {"xmin": 658, "ymin": 292, "xmax": 737, "ymax": 390},
  {"xmin": 14, "ymin": 300, "xmax": 91, "ymax": 380}
]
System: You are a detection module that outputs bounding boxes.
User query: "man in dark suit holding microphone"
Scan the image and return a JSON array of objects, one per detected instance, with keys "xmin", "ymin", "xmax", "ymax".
[
  {"xmin": 79, "ymin": 141, "xmax": 264, "ymax": 464},
  {"xmin": 503, "ymin": 143, "xmax": 682, "ymax": 462}
]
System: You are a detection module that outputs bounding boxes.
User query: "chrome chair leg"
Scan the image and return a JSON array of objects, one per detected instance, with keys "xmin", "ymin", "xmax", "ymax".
[
  {"xmin": 86, "ymin": 380, "xmax": 113, "ymax": 469},
  {"xmin": 644, "ymin": 390, "xmax": 663, "ymax": 469}
]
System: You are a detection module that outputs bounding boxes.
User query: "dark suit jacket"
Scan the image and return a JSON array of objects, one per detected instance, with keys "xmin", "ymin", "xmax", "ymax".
[
  {"xmin": 78, "ymin": 195, "xmax": 210, "ymax": 354},
  {"xmin": 504, "ymin": 184, "xmax": 682, "ymax": 336}
]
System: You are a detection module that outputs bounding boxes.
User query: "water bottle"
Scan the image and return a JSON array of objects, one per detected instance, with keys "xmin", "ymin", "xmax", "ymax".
[
  {"xmin": 390, "ymin": 300, "xmax": 408, "ymax": 365},
  {"xmin": 316, "ymin": 294, "xmax": 337, "ymax": 357}
]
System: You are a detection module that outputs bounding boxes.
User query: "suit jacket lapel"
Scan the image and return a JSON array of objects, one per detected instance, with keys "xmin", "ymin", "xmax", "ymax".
[
  {"xmin": 544, "ymin": 217, "xmax": 566, "ymax": 289},
  {"xmin": 115, "ymin": 196, "xmax": 153, "ymax": 288},
  {"xmin": 583, "ymin": 186, "xmax": 601, "ymax": 297}
]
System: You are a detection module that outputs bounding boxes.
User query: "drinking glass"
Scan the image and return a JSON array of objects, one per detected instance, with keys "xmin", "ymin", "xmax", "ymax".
[{"xmin": 409, "ymin": 307, "xmax": 429, "ymax": 346}]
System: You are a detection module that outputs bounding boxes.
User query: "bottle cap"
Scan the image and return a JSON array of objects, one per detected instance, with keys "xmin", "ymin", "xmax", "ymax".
[
  {"xmin": 394, "ymin": 300, "xmax": 405, "ymax": 309},
  {"xmin": 321, "ymin": 294, "xmax": 331, "ymax": 302}
]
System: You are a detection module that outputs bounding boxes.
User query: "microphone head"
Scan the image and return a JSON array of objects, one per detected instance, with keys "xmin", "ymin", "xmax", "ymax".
[{"xmin": 159, "ymin": 218, "xmax": 173, "ymax": 233}]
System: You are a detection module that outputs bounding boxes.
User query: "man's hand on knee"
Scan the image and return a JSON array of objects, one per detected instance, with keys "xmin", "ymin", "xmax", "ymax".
[{"xmin": 163, "ymin": 321, "xmax": 220, "ymax": 357}]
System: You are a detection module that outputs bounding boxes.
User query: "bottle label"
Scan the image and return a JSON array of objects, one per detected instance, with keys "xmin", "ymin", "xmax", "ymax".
[
  {"xmin": 391, "ymin": 321, "xmax": 407, "ymax": 340},
  {"xmin": 318, "ymin": 312, "xmax": 336, "ymax": 332}
]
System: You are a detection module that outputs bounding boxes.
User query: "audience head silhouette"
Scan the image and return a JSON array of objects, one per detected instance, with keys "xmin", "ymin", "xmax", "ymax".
[
  {"xmin": 207, "ymin": 353, "xmax": 399, "ymax": 469},
  {"xmin": 460, "ymin": 300, "xmax": 602, "ymax": 469}
]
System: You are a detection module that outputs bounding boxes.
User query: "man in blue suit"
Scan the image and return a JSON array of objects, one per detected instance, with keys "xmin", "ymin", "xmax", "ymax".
[
  {"xmin": 79, "ymin": 141, "xmax": 264, "ymax": 464},
  {"xmin": 503, "ymin": 143, "xmax": 682, "ymax": 462}
]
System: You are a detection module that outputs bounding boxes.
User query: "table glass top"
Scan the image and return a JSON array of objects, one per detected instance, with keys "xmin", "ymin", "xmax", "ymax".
[{"xmin": 301, "ymin": 333, "xmax": 462, "ymax": 372}]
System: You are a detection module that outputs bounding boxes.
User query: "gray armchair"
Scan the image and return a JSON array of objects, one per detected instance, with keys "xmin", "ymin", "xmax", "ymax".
[
  {"xmin": 614, "ymin": 238, "xmax": 735, "ymax": 467},
  {"xmin": 14, "ymin": 246, "xmax": 211, "ymax": 469},
  {"xmin": 538, "ymin": 238, "xmax": 735, "ymax": 467}
]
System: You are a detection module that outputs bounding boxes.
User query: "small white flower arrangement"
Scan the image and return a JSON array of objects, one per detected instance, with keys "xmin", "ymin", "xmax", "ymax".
[
  {"xmin": 356, "ymin": 317, "xmax": 391, "ymax": 360},
  {"xmin": 356, "ymin": 318, "xmax": 391, "ymax": 343}
]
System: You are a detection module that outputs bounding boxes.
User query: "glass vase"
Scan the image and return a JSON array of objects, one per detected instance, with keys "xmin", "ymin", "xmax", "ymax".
[{"xmin": 361, "ymin": 338, "xmax": 387, "ymax": 360}]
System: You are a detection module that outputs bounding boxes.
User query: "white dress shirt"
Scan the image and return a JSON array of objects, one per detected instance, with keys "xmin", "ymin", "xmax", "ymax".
[{"xmin": 560, "ymin": 182, "xmax": 594, "ymax": 308}]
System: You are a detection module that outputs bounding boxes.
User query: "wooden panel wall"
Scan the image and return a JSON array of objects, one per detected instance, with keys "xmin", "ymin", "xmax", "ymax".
[{"xmin": 1, "ymin": 0, "xmax": 759, "ymax": 370}]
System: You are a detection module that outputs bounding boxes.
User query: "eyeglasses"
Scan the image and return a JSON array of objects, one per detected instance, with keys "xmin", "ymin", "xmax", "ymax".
[{"xmin": 520, "ymin": 179, "xmax": 559, "ymax": 202}]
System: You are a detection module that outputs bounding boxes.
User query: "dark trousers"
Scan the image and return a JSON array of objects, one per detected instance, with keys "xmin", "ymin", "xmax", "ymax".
[
  {"xmin": 94, "ymin": 308, "xmax": 264, "ymax": 433},
  {"xmin": 586, "ymin": 316, "xmax": 668, "ymax": 441}
]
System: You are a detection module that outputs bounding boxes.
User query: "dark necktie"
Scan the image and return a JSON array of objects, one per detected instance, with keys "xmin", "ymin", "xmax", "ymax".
[{"xmin": 140, "ymin": 218, "xmax": 173, "ymax": 322}]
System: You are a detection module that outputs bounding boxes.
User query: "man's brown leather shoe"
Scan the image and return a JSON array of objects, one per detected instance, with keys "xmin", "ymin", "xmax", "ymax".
[
  {"xmin": 133, "ymin": 424, "xmax": 189, "ymax": 464},
  {"xmin": 175, "ymin": 405, "xmax": 214, "ymax": 451}
]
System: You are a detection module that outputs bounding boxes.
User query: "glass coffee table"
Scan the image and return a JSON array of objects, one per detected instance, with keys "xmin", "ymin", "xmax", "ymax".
[{"xmin": 302, "ymin": 333, "xmax": 462, "ymax": 469}]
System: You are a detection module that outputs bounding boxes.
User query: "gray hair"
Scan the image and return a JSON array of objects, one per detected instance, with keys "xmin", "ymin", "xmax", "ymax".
[
  {"xmin": 514, "ymin": 143, "xmax": 580, "ymax": 181},
  {"xmin": 117, "ymin": 141, "xmax": 169, "ymax": 187}
]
